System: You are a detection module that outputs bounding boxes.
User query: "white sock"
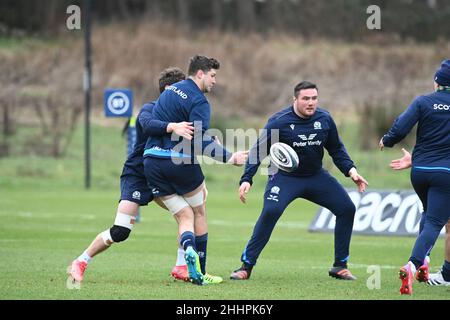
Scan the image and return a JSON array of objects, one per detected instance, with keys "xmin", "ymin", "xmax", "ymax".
[
  {"xmin": 176, "ymin": 248, "xmax": 186, "ymax": 266},
  {"xmin": 77, "ymin": 250, "xmax": 92, "ymax": 264},
  {"xmin": 408, "ymin": 261, "xmax": 416, "ymax": 274}
]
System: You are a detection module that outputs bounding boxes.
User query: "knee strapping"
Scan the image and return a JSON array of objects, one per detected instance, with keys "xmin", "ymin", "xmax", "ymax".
[
  {"xmin": 101, "ymin": 212, "xmax": 136, "ymax": 245},
  {"xmin": 114, "ymin": 212, "xmax": 136, "ymax": 229},
  {"xmin": 184, "ymin": 188, "xmax": 207, "ymax": 208},
  {"xmin": 109, "ymin": 225, "xmax": 131, "ymax": 242},
  {"xmin": 162, "ymin": 195, "xmax": 189, "ymax": 215}
]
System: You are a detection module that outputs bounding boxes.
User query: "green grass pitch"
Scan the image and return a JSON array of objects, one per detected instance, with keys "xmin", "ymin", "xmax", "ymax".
[
  {"xmin": 0, "ymin": 124, "xmax": 447, "ymax": 300},
  {"xmin": 0, "ymin": 186, "xmax": 447, "ymax": 300}
]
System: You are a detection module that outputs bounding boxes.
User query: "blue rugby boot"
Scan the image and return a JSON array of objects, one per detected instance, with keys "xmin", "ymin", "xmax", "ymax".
[{"xmin": 184, "ymin": 247, "xmax": 204, "ymax": 285}]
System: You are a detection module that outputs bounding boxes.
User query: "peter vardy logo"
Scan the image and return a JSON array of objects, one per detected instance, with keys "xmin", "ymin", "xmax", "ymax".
[
  {"xmin": 294, "ymin": 133, "xmax": 321, "ymax": 147},
  {"xmin": 298, "ymin": 134, "xmax": 317, "ymax": 141}
]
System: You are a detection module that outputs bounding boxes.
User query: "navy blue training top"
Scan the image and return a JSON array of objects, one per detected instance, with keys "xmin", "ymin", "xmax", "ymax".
[
  {"xmin": 143, "ymin": 78, "xmax": 232, "ymax": 162},
  {"xmin": 240, "ymin": 106, "xmax": 355, "ymax": 185},
  {"xmin": 382, "ymin": 89, "xmax": 450, "ymax": 173},
  {"xmin": 124, "ymin": 101, "xmax": 167, "ymax": 167}
]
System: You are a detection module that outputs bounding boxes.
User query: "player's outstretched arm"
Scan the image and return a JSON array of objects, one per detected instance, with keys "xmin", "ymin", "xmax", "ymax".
[
  {"xmin": 239, "ymin": 182, "xmax": 251, "ymax": 204},
  {"xmin": 390, "ymin": 148, "xmax": 412, "ymax": 170},
  {"xmin": 349, "ymin": 167, "xmax": 368, "ymax": 193},
  {"xmin": 227, "ymin": 150, "xmax": 249, "ymax": 166}
]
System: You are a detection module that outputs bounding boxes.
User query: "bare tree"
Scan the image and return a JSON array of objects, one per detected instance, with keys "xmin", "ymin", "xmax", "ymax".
[
  {"xmin": 212, "ymin": 0, "xmax": 224, "ymax": 30},
  {"xmin": 44, "ymin": 0, "xmax": 60, "ymax": 32},
  {"xmin": 117, "ymin": 0, "xmax": 132, "ymax": 20},
  {"xmin": 177, "ymin": 0, "xmax": 190, "ymax": 26},
  {"xmin": 427, "ymin": 0, "xmax": 437, "ymax": 8},
  {"xmin": 0, "ymin": 103, "xmax": 11, "ymax": 156},
  {"xmin": 264, "ymin": 0, "xmax": 282, "ymax": 32},
  {"xmin": 146, "ymin": 0, "xmax": 163, "ymax": 18},
  {"xmin": 237, "ymin": 0, "xmax": 256, "ymax": 33}
]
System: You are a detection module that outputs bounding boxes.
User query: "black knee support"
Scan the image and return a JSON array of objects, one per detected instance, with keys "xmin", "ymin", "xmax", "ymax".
[{"xmin": 110, "ymin": 225, "xmax": 131, "ymax": 242}]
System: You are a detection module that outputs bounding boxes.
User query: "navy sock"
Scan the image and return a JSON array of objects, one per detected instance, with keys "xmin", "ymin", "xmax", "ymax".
[
  {"xmin": 242, "ymin": 262, "xmax": 253, "ymax": 271},
  {"xmin": 195, "ymin": 233, "xmax": 208, "ymax": 274},
  {"xmin": 333, "ymin": 256, "xmax": 349, "ymax": 268},
  {"xmin": 409, "ymin": 257, "xmax": 422, "ymax": 270},
  {"xmin": 442, "ymin": 260, "xmax": 450, "ymax": 281},
  {"xmin": 180, "ymin": 231, "xmax": 196, "ymax": 252}
]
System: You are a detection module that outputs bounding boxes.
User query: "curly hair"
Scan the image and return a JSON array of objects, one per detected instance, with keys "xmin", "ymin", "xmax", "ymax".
[
  {"xmin": 187, "ymin": 55, "xmax": 220, "ymax": 76},
  {"xmin": 159, "ymin": 67, "xmax": 186, "ymax": 93}
]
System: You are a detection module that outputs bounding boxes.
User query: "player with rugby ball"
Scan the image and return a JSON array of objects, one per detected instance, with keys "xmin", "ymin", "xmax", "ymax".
[{"xmin": 231, "ymin": 81, "xmax": 368, "ymax": 281}]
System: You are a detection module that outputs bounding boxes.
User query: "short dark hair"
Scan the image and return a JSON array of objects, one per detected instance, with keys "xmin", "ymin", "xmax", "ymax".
[
  {"xmin": 188, "ymin": 55, "xmax": 220, "ymax": 76},
  {"xmin": 159, "ymin": 67, "xmax": 186, "ymax": 93},
  {"xmin": 294, "ymin": 81, "xmax": 318, "ymax": 98}
]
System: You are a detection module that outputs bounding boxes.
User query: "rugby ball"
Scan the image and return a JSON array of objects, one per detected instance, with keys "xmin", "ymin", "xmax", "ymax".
[{"xmin": 269, "ymin": 142, "xmax": 299, "ymax": 172}]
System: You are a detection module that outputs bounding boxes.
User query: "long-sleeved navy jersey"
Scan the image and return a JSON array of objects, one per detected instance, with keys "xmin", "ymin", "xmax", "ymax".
[
  {"xmin": 240, "ymin": 106, "xmax": 355, "ymax": 185},
  {"xmin": 124, "ymin": 101, "xmax": 168, "ymax": 168},
  {"xmin": 382, "ymin": 90, "xmax": 450, "ymax": 172},
  {"xmin": 143, "ymin": 78, "xmax": 232, "ymax": 162}
]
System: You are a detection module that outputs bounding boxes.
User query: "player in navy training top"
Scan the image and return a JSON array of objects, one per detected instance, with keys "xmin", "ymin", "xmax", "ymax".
[
  {"xmin": 380, "ymin": 59, "xmax": 450, "ymax": 294},
  {"xmin": 389, "ymin": 149, "xmax": 450, "ymax": 287},
  {"xmin": 68, "ymin": 68, "xmax": 194, "ymax": 284},
  {"xmin": 230, "ymin": 81, "xmax": 368, "ymax": 281},
  {"xmin": 143, "ymin": 55, "xmax": 248, "ymax": 285}
]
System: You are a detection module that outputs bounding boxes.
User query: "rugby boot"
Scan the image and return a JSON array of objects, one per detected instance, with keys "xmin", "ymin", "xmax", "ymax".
[
  {"xmin": 202, "ymin": 273, "xmax": 223, "ymax": 285},
  {"xmin": 416, "ymin": 257, "xmax": 430, "ymax": 283},
  {"xmin": 230, "ymin": 264, "xmax": 252, "ymax": 280},
  {"xmin": 171, "ymin": 265, "xmax": 189, "ymax": 282},
  {"xmin": 328, "ymin": 266, "xmax": 357, "ymax": 280},
  {"xmin": 67, "ymin": 260, "xmax": 87, "ymax": 283},
  {"xmin": 427, "ymin": 270, "xmax": 450, "ymax": 286},
  {"xmin": 399, "ymin": 262, "xmax": 415, "ymax": 295},
  {"xmin": 184, "ymin": 247, "xmax": 204, "ymax": 285}
]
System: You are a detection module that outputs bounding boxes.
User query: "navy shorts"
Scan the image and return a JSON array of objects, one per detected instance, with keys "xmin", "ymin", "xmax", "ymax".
[
  {"xmin": 119, "ymin": 161, "xmax": 154, "ymax": 206},
  {"xmin": 143, "ymin": 157, "xmax": 204, "ymax": 197}
]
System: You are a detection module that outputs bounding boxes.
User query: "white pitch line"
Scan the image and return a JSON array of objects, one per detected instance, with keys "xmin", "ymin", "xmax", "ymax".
[
  {"xmin": 209, "ymin": 219, "xmax": 309, "ymax": 230},
  {"xmin": 0, "ymin": 238, "xmax": 86, "ymax": 242},
  {"xmin": 11, "ymin": 212, "xmax": 96, "ymax": 220},
  {"xmin": 264, "ymin": 264, "xmax": 398, "ymax": 270},
  {"xmin": 348, "ymin": 263, "xmax": 398, "ymax": 270}
]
